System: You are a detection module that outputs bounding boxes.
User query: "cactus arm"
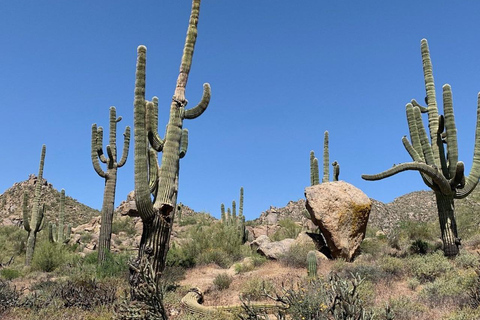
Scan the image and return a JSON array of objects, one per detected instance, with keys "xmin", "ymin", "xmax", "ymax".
[
  {"xmin": 179, "ymin": 129, "xmax": 189, "ymax": 158},
  {"xmin": 48, "ymin": 223, "xmax": 57, "ymax": 243},
  {"xmin": 183, "ymin": 83, "xmax": 211, "ymax": 119},
  {"xmin": 309, "ymin": 151, "xmax": 316, "ymax": 186},
  {"xmin": 91, "ymin": 124, "xmax": 107, "ymax": 178},
  {"xmin": 322, "ymin": 131, "xmax": 329, "ymax": 183},
  {"xmin": 134, "ymin": 45, "xmax": 155, "ymax": 221},
  {"xmin": 402, "ymin": 136, "xmax": 435, "ymax": 189},
  {"xmin": 436, "ymin": 115, "xmax": 450, "ymax": 178},
  {"xmin": 411, "ymin": 99, "xmax": 429, "ymax": 112},
  {"xmin": 362, "ymin": 162, "xmax": 453, "ymax": 195},
  {"xmin": 421, "ymin": 38, "xmax": 441, "ymax": 167},
  {"xmin": 96, "ymin": 126, "xmax": 108, "ymax": 164},
  {"xmin": 148, "ymin": 148, "xmax": 159, "ymax": 195},
  {"xmin": 332, "ymin": 161, "xmax": 340, "ymax": 181},
  {"xmin": 117, "ymin": 126, "xmax": 131, "ymax": 167},
  {"xmin": 106, "ymin": 145, "xmax": 114, "ymax": 169},
  {"xmin": 313, "ymin": 158, "xmax": 319, "ymax": 185},
  {"xmin": 36, "ymin": 204, "xmax": 45, "ymax": 232},
  {"xmin": 239, "ymin": 187, "xmax": 244, "ymax": 217},
  {"xmin": 22, "ymin": 192, "xmax": 30, "ymax": 232},
  {"xmin": 406, "ymin": 104, "xmax": 424, "ymax": 161},
  {"xmin": 147, "ymin": 99, "xmax": 165, "ymax": 152},
  {"xmin": 443, "ymin": 84, "xmax": 458, "ymax": 179},
  {"xmin": 455, "ymin": 93, "xmax": 480, "ymax": 198},
  {"xmin": 414, "ymin": 106, "xmax": 436, "ymax": 166},
  {"xmin": 108, "ymin": 107, "xmax": 118, "ymax": 161}
]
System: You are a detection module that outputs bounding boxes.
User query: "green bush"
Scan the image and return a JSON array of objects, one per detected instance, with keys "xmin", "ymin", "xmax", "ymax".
[
  {"xmin": 278, "ymin": 242, "xmax": 316, "ymax": 268},
  {"xmin": 455, "ymin": 250, "xmax": 480, "ymax": 269},
  {"xmin": 0, "ymin": 268, "xmax": 21, "ymax": 280},
  {"xmin": 240, "ymin": 277, "xmax": 274, "ymax": 301},
  {"xmin": 420, "ymin": 269, "xmax": 476, "ymax": 307},
  {"xmin": 111, "ymin": 217, "xmax": 136, "ymax": 236},
  {"xmin": 379, "ymin": 256, "xmax": 405, "ymax": 278},
  {"xmin": 213, "ymin": 273, "xmax": 233, "ymax": 290},
  {"xmin": 182, "ymin": 222, "xmax": 245, "ymax": 268},
  {"xmin": 271, "ymin": 218, "xmax": 302, "ymax": 241},
  {"xmin": 406, "ymin": 251, "xmax": 453, "ymax": 283},
  {"xmin": 31, "ymin": 241, "xmax": 67, "ymax": 272}
]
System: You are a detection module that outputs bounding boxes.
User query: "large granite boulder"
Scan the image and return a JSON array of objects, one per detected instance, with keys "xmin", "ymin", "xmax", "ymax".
[
  {"xmin": 305, "ymin": 181, "xmax": 371, "ymax": 261},
  {"xmin": 250, "ymin": 235, "xmax": 295, "ymax": 260}
]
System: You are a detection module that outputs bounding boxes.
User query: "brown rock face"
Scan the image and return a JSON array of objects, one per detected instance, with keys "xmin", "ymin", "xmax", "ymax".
[{"xmin": 305, "ymin": 181, "xmax": 371, "ymax": 261}]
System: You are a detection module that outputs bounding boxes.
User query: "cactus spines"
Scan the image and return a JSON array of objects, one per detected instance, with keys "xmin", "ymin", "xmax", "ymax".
[
  {"xmin": 48, "ymin": 189, "xmax": 71, "ymax": 244},
  {"xmin": 133, "ymin": 0, "xmax": 210, "ymax": 283},
  {"xmin": 307, "ymin": 250, "xmax": 317, "ymax": 278},
  {"xmin": 362, "ymin": 39, "xmax": 480, "ymax": 256},
  {"xmin": 24, "ymin": 145, "xmax": 47, "ymax": 266},
  {"xmin": 323, "ymin": 131, "xmax": 329, "ymax": 183},
  {"xmin": 91, "ymin": 106, "xmax": 131, "ymax": 263}
]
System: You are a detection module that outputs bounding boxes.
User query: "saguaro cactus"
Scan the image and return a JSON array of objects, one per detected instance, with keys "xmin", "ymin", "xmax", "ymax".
[
  {"xmin": 133, "ymin": 0, "xmax": 210, "ymax": 282},
  {"xmin": 91, "ymin": 106, "xmax": 130, "ymax": 263},
  {"xmin": 48, "ymin": 189, "xmax": 71, "ymax": 244},
  {"xmin": 307, "ymin": 250, "xmax": 317, "ymax": 278},
  {"xmin": 310, "ymin": 131, "xmax": 339, "ymax": 185},
  {"xmin": 23, "ymin": 145, "xmax": 47, "ymax": 266},
  {"xmin": 239, "ymin": 187, "xmax": 244, "ymax": 217},
  {"xmin": 362, "ymin": 39, "xmax": 480, "ymax": 256}
]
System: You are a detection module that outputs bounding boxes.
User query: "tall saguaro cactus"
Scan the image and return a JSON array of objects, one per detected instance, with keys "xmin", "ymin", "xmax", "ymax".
[
  {"xmin": 310, "ymin": 131, "xmax": 339, "ymax": 185},
  {"xmin": 48, "ymin": 189, "xmax": 71, "ymax": 244},
  {"xmin": 362, "ymin": 39, "xmax": 480, "ymax": 256},
  {"xmin": 91, "ymin": 106, "xmax": 130, "ymax": 263},
  {"xmin": 23, "ymin": 145, "xmax": 47, "ymax": 266},
  {"xmin": 133, "ymin": 0, "xmax": 210, "ymax": 282}
]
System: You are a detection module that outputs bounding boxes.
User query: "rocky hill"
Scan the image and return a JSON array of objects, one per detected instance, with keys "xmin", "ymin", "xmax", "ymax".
[{"xmin": 0, "ymin": 174, "xmax": 100, "ymax": 228}]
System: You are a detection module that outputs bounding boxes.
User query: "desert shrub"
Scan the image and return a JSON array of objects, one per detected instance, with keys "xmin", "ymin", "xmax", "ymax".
[
  {"xmin": 182, "ymin": 222, "xmax": 244, "ymax": 268},
  {"xmin": 409, "ymin": 239, "xmax": 430, "ymax": 255},
  {"xmin": 406, "ymin": 251, "xmax": 452, "ymax": 283},
  {"xmin": 379, "ymin": 256, "xmax": 405, "ymax": 278},
  {"xmin": 166, "ymin": 242, "xmax": 195, "ymax": 268},
  {"xmin": 111, "ymin": 217, "xmax": 136, "ymax": 236},
  {"xmin": 407, "ymin": 277, "xmax": 420, "ymax": 291},
  {"xmin": 278, "ymin": 242, "xmax": 316, "ymax": 268},
  {"xmin": 213, "ymin": 273, "xmax": 233, "ymax": 290},
  {"xmin": 359, "ymin": 237, "xmax": 389, "ymax": 259},
  {"xmin": 179, "ymin": 216, "xmax": 197, "ymax": 226},
  {"xmin": 250, "ymin": 274, "xmax": 374, "ymax": 320},
  {"xmin": 420, "ymin": 269, "xmax": 476, "ymax": 306},
  {"xmin": 240, "ymin": 277, "xmax": 274, "ymax": 301},
  {"xmin": 80, "ymin": 250, "xmax": 131, "ymax": 279},
  {"xmin": 455, "ymin": 250, "xmax": 479, "ymax": 269},
  {"xmin": 0, "ymin": 226, "xmax": 27, "ymax": 259},
  {"xmin": 31, "ymin": 241, "xmax": 67, "ymax": 272},
  {"xmin": 444, "ymin": 307, "xmax": 480, "ymax": 320},
  {"xmin": 0, "ymin": 268, "xmax": 21, "ymax": 280},
  {"xmin": 388, "ymin": 220, "xmax": 437, "ymax": 255},
  {"xmin": 55, "ymin": 279, "xmax": 116, "ymax": 309},
  {"xmin": 0, "ymin": 279, "xmax": 20, "ymax": 314},
  {"xmin": 387, "ymin": 296, "xmax": 428, "ymax": 320},
  {"xmin": 270, "ymin": 218, "xmax": 302, "ymax": 241},
  {"xmin": 80, "ymin": 232, "xmax": 93, "ymax": 243}
]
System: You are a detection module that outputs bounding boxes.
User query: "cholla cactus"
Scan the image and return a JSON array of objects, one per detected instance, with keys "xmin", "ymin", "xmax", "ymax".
[
  {"xmin": 23, "ymin": 145, "xmax": 47, "ymax": 266},
  {"xmin": 362, "ymin": 39, "xmax": 480, "ymax": 256}
]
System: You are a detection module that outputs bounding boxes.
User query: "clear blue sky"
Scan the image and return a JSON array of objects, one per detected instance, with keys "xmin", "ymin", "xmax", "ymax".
[{"xmin": 1, "ymin": 1, "xmax": 480, "ymax": 221}]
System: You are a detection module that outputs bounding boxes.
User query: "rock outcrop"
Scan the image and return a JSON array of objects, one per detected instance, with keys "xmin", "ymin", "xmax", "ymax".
[
  {"xmin": 305, "ymin": 181, "xmax": 371, "ymax": 261},
  {"xmin": 250, "ymin": 235, "xmax": 295, "ymax": 259}
]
